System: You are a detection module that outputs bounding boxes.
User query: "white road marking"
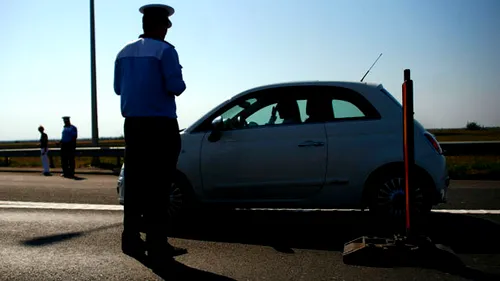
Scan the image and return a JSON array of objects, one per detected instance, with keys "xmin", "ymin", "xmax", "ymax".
[
  {"xmin": 0, "ymin": 200, "xmax": 499, "ymax": 214},
  {"xmin": 0, "ymin": 200, "xmax": 123, "ymax": 211},
  {"xmin": 236, "ymin": 208, "xmax": 500, "ymax": 215}
]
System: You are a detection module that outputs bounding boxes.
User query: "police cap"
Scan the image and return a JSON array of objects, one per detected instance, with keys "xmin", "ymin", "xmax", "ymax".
[{"xmin": 139, "ymin": 4, "xmax": 175, "ymax": 17}]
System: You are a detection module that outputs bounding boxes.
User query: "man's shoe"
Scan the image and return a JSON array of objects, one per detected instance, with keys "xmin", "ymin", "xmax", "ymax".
[{"xmin": 122, "ymin": 236, "xmax": 147, "ymax": 262}]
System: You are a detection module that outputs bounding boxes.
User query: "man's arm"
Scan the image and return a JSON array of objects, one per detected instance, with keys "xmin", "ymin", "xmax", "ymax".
[
  {"xmin": 161, "ymin": 47, "xmax": 186, "ymax": 96},
  {"xmin": 72, "ymin": 126, "xmax": 78, "ymax": 142},
  {"xmin": 113, "ymin": 58, "xmax": 121, "ymax": 95},
  {"xmin": 41, "ymin": 134, "xmax": 48, "ymax": 154}
]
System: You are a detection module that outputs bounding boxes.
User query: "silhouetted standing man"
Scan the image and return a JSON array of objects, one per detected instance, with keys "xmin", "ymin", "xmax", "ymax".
[
  {"xmin": 113, "ymin": 4, "xmax": 187, "ymax": 268},
  {"xmin": 38, "ymin": 125, "xmax": 51, "ymax": 176},
  {"xmin": 60, "ymin": 116, "xmax": 77, "ymax": 178}
]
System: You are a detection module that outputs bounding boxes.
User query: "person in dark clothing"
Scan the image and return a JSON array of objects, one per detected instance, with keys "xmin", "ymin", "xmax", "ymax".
[
  {"xmin": 59, "ymin": 116, "xmax": 77, "ymax": 178},
  {"xmin": 38, "ymin": 125, "xmax": 51, "ymax": 176},
  {"xmin": 113, "ymin": 3, "xmax": 187, "ymax": 268}
]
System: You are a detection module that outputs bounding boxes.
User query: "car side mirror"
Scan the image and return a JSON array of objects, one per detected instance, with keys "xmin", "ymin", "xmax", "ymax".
[
  {"xmin": 212, "ymin": 116, "xmax": 225, "ymax": 130},
  {"xmin": 208, "ymin": 116, "xmax": 224, "ymax": 142}
]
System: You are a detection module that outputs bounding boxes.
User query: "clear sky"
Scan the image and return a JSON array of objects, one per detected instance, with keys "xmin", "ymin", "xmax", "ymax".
[{"xmin": 1, "ymin": 0, "xmax": 499, "ymax": 141}]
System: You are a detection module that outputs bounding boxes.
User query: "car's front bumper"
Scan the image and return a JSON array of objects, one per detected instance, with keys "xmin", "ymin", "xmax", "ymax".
[{"xmin": 434, "ymin": 173, "xmax": 449, "ymax": 204}]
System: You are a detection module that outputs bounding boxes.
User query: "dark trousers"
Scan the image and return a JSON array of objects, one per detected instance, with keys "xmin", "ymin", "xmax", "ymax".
[
  {"xmin": 60, "ymin": 142, "xmax": 76, "ymax": 177},
  {"xmin": 122, "ymin": 116, "xmax": 181, "ymax": 251}
]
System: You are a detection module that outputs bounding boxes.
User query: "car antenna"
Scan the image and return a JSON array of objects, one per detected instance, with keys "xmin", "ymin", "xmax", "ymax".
[{"xmin": 360, "ymin": 53, "xmax": 383, "ymax": 82}]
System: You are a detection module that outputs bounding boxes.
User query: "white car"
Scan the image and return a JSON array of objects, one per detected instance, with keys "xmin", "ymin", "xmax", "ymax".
[{"xmin": 117, "ymin": 81, "xmax": 449, "ymax": 219}]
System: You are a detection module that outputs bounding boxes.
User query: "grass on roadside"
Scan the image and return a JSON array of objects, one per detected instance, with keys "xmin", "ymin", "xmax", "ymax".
[
  {"xmin": 428, "ymin": 127, "xmax": 500, "ymax": 142},
  {"xmin": 0, "ymin": 139, "xmax": 124, "ymax": 150},
  {"xmin": 446, "ymin": 155, "xmax": 500, "ymax": 180}
]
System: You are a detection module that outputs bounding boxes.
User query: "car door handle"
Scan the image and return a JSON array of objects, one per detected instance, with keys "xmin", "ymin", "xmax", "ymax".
[{"xmin": 298, "ymin": 141, "xmax": 325, "ymax": 147}]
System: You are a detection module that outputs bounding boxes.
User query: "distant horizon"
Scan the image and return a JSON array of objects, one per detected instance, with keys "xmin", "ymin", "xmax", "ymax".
[{"xmin": 2, "ymin": 126, "xmax": 498, "ymax": 143}]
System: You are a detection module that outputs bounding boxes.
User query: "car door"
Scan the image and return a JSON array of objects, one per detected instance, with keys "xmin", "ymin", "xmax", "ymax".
[
  {"xmin": 321, "ymin": 86, "xmax": 383, "ymax": 205},
  {"xmin": 199, "ymin": 88, "xmax": 328, "ymax": 201}
]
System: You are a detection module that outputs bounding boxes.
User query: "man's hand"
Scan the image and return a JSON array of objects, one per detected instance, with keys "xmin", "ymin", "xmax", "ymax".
[
  {"xmin": 271, "ymin": 106, "xmax": 277, "ymax": 117},
  {"xmin": 268, "ymin": 106, "xmax": 277, "ymax": 124}
]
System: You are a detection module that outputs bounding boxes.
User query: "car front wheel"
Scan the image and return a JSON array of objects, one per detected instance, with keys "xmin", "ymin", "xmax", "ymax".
[{"xmin": 167, "ymin": 179, "xmax": 190, "ymax": 221}]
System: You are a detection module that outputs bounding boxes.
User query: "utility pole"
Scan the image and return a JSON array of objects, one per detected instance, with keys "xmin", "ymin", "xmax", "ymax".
[{"xmin": 90, "ymin": 0, "xmax": 100, "ymax": 166}]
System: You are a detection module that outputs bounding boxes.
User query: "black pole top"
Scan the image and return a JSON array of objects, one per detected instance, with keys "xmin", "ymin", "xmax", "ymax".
[{"xmin": 404, "ymin": 69, "xmax": 411, "ymax": 81}]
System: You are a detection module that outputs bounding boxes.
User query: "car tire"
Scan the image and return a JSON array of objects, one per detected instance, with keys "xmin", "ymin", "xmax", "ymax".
[
  {"xmin": 131, "ymin": 172, "xmax": 197, "ymax": 232},
  {"xmin": 367, "ymin": 167, "xmax": 433, "ymax": 222},
  {"xmin": 167, "ymin": 171, "xmax": 197, "ymax": 224}
]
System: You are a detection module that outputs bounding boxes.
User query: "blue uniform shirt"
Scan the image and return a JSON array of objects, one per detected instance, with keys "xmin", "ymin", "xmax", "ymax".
[
  {"xmin": 61, "ymin": 125, "xmax": 77, "ymax": 143},
  {"xmin": 113, "ymin": 36, "xmax": 186, "ymax": 118}
]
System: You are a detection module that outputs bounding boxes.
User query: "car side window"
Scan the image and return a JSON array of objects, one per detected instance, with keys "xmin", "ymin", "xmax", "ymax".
[
  {"xmin": 245, "ymin": 99, "xmax": 307, "ymax": 127},
  {"xmin": 191, "ymin": 85, "xmax": 381, "ymax": 133},
  {"xmin": 245, "ymin": 104, "xmax": 276, "ymax": 126},
  {"xmin": 332, "ymin": 99, "xmax": 366, "ymax": 119}
]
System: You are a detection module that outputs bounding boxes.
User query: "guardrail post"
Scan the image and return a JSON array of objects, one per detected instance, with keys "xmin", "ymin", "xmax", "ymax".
[
  {"xmin": 116, "ymin": 156, "xmax": 121, "ymax": 167},
  {"xmin": 3, "ymin": 157, "xmax": 9, "ymax": 166}
]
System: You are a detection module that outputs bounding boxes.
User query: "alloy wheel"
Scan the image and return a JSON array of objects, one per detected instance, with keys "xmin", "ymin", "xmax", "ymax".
[
  {"xmin": 375, "ymin": 177, "xmax": 425, "ymax": 218},
  {"xmin": 167, "ymin": 182, "xmax": 184, "ymax": 219}
]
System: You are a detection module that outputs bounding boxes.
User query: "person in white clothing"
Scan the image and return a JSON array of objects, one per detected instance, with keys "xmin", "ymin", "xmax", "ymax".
[{"xmin": 38, "ymin": 125, "xmax": 51, "ymax": 176}]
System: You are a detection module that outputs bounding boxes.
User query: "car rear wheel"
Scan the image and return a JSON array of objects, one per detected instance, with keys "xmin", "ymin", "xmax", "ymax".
[{"xmin": 368, "ymin": 169, "xmax": 432, "ymax": 220}]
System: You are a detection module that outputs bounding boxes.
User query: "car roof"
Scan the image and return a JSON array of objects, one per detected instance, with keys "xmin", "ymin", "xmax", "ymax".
[{"xmin": 229, "ymin": 80, "xmax": 382, "ymax": 101}]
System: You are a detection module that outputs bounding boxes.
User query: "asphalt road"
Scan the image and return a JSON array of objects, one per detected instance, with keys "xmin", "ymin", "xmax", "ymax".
[{"xmin": 0, "ymin": 172, "xmax": 499, "ymax": 280}]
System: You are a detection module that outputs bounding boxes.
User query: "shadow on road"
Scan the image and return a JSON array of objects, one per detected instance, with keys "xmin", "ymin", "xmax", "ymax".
[
  {"xmin": 154, "ymin": 260, "xmax": 236, "ymax": 281},
  {"xmin": 20, "ymin": 223, "xmax": 122, "ymax": 247},
  {"xmin": 20, "ymin": 222, "xmax": 235, "ymax": 280},
  {"xmin": 170, "ymin": 209, "xmax": 500, "ymax": 280},
  {"xmin": 130, "ymin": 258, "xmax": 236, "ymax": 281},
  {"xmin": 172, "ymin": 210, "xmax": 500, "ymax": 254}
]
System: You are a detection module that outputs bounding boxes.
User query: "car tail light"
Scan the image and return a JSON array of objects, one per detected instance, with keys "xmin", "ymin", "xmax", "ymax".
[{"xmin": 424, "ymin": 132, "xmax": 443, "ymax": 154}]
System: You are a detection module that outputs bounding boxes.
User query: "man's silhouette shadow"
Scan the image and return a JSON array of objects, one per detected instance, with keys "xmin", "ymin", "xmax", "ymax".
[
  {"xmin": 130, "ymin": 254, "xmax": 236, "ymax": 281},
  {"xmin": 153, "ymin": 260, "xmax": 236, "ymax": 281}
]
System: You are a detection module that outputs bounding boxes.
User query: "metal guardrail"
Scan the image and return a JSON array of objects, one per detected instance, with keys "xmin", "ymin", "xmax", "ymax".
[
  {"xmin": 0, "ymin": 147, "xmax": 125, "ymax": 167},
  {"xmin": 439, "ymin": 141, "xmax": 500, "ymax": 156},
  {"xmin": 0, "ymin": 147, "xmax": 124, "ymax": 157},
  {"xmin": 0, "ymin": 142, "xmax": 499, "ymax": 165}
]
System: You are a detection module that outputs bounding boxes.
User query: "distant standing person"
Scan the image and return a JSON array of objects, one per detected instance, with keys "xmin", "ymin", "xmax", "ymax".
[
  {"xmin": 38, "ymin": 125, "xmax": 51, "ymax": 176},
  {"xmin": 59, "ymin": 116, "xmax": 77, "ymax": 178},
  {"xmin": 113, "ymin": 3, "xmax": 187, "ymax": 267}
]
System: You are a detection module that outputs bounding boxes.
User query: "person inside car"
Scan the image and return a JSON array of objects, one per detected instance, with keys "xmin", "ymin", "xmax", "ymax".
[{"xmin": 268, "ymin": 99, "xmax": 302, "ymax": 125}]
